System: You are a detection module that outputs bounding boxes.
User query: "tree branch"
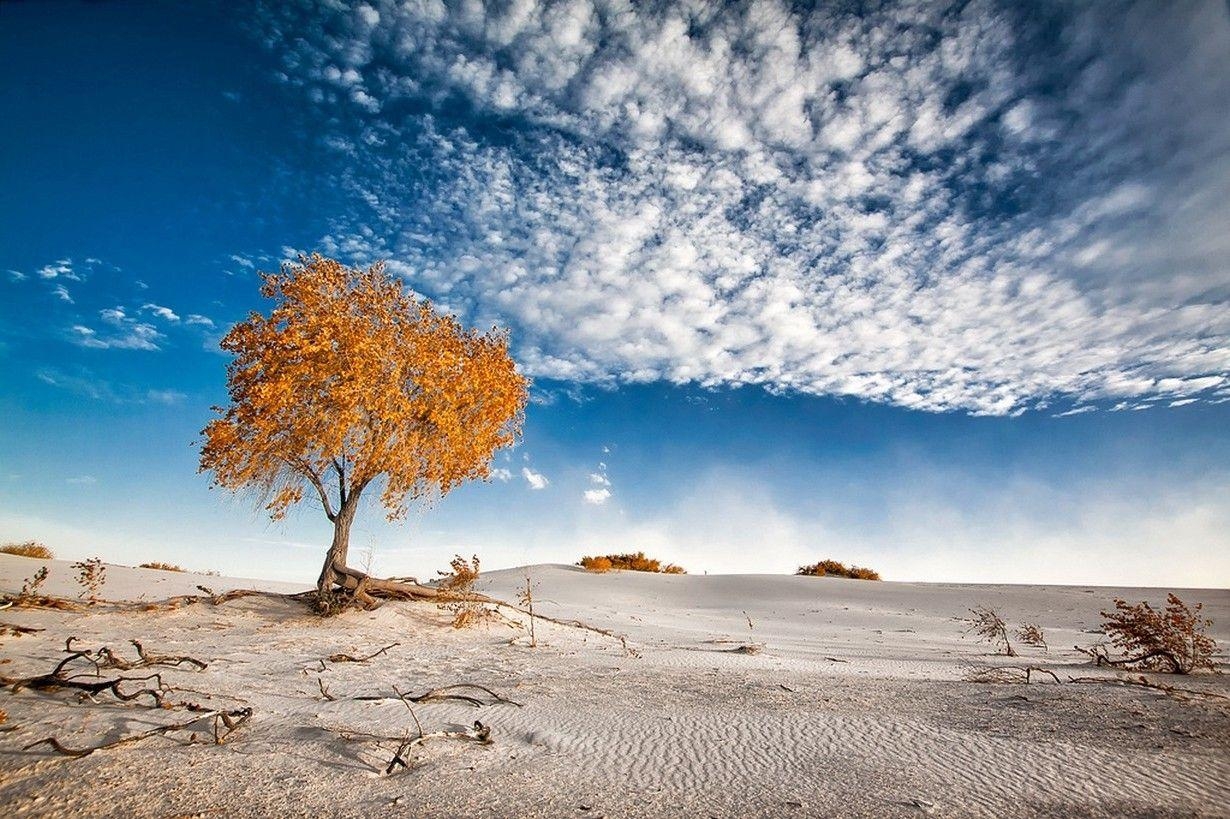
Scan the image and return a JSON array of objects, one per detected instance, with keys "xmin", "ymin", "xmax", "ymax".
[{"xmin": 288, "ymin": 457, "xmax": 336, "ymax": 521}]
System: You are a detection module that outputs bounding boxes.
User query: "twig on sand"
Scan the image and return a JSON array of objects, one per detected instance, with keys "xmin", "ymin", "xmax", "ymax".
[
  {"xmin": 1067, "ymin": 674, "xmax": 1230, "ymax": 703},
  {"xmin": 963, "ymin": 663, "xmax": 1062, "ymax": 685},
  {"xmin": 326, "ymin": 642, "xmax": 399, "ymax": 663},
  {"xmin": 0, "ymin": 622, "xmax": 44, "ymax": 636},
  {"xmin": 356, "ymin": 683, "xmax": 522, "ymax": 708},
  {"xmin": 24, "ymin": 708, "xmax": 254, "ymax": 758}
]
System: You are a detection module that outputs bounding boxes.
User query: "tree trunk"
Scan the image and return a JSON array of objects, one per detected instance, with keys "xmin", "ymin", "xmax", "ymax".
[{"xmin": 317, "ymin": 501, "xmax": 357, "ymax": 596}]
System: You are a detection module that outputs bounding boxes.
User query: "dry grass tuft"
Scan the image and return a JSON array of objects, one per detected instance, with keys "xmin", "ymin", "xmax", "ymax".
[
  {"xmin": 578, "ymin": 552, "xmax": 686, "ymax": 574},
  {"xmin": 436, "ymin": 554, "xmax": 495, "ymax": 628},
  {"xmin": 796, "ymin": 560, "xmax": 881, "ymax": 580},
  {"xmin": 964, "ymin": 605, "xmax": 1017, "ymax": 656},
  {"xmin": 72, "ymin": 557, "xmax": 107, "ymax": 602},
  {"xmin": 139, "ymin": 562, "xmax": 186, "ymax": 572},
  {"xmin": 1, "ymin": 541, "xmax": 54, "ymax": 559}
]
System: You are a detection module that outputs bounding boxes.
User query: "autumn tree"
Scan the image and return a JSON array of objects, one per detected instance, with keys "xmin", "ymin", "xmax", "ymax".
[{"xmin": 199, "ymin": 254, "xmax": 528, "ymax": 605}]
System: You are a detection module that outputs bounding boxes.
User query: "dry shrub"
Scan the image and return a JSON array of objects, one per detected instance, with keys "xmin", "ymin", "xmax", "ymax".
[
  {"xmin": 139, "ymin": 562, "xmax": 185, "ymax": 572},
  {"xmin": 437, "ymin": 554, "xmax": 492, "ymax": 628},
  {"xmin": 577, "ymin": 551, "xmax": 686, "ymax": 574},
  {"xmin": 964, "ymin": 605, "xmax": 1016, "ymax": 656},
  {"xmin": 796, "ymin": 560, "xmax": 881, "ymax": 580},
  {"xmin": 1099, "ymin": 594, "xmax": 1217, "ymax": 674},
  {"xmin": 1, "ymin": 541, "xmax": 54, "ymax": 559},
  {"xmin": 579, "ymin": 555, "xmax": 613, "ymax": 572},
  {"xmin": 19, "ymin": 566, "xmax": 50, "ymax": 600},
  {"xmin": 1016, "ymin": 623, "xmax": 1047, "ymax": 651},
  {"xmin": 72, "ymin": 557, "xmax": 106, "ymax": 602}
]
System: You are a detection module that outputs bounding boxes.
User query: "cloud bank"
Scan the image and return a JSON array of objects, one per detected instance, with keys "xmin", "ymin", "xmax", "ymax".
[{"xmin": 259, "ymin": 0, "xmax": 1230, "ymax": 415}]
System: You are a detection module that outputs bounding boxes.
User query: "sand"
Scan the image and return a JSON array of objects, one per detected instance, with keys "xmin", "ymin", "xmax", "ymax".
[{"xmin": 0, "ymin": 554, "xmax": 1227, "ymax": 818}]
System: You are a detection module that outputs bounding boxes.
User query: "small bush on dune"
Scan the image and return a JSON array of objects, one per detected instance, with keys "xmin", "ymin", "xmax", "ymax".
[
  {"xmin": 796, "ymin": 560, "xmax": 881, "ymax": 580},
  {"xmin": 72, "ymin": 557, "xmax": 106, "ymax": 602},
  {"xmin": 139, "ymin": 562, "xmax": 185, "ymax": 572},
  {"xmin": 1, "ymin": 541, "xmax": 54, "ymax": 559},
  {"xmin": 578, "ymin": 551, "xmax": 686, "ymax": 574},
  {"xmin": 436, "ymin": 554, "xmax": 493, "ymax": 628},
  {"xmin": 1095, "ymin": 594, "xmax": 1217, "ymax": 674},
  {"xmin": 579, "ymin": 555, "xmax": 614, "ymax": 573}
]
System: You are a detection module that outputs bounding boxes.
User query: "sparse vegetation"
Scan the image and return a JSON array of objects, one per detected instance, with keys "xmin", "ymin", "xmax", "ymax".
[
  {"xmin": 139, "ymin": 562, "xmax": 185, "ymax": 572},
  {"xmin": 437, "ymin": 555, "xmax": 492, "ymax": 628},
  {"xmin": 578, "ymin": 552, "xmax": 686, "ymax": 574},
  {"xmin": 796, "ymin": 560, "xmax": 881, "ymax": 580},
  {"xmin": 72, "ymin": 557, "xmax": 106, "ymax": 602},
  {"xmin": 1090, "ymin": 594, "xmax": 1217, "ymax": 674},
  {"xmin": 964, "ymin": 605, "xmax": 1016, "ymax": 656},
  {"xmin": 1015, "ymin": 623, "xmax": 1047, "ymax": 651},
  {"xmin": 1, "ymin": 541, "xmax": 54, "ymax": 559},
  {"xmin": 517, "ymin": 572, "xmax": 539, "ymax": 647},
  {"xmin": 19, "ymin": 567, "xmax": 50, "ymax": 600}
]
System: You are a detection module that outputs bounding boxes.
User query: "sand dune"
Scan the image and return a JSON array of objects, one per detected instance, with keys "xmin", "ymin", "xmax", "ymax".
[{"xmin": 0, "ymin": 557, "xmax": 1227, "ymax": 817}]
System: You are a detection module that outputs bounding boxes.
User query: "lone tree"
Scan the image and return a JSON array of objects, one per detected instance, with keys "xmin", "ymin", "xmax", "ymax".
[{"xmin": 199, "ymin": 254, "xmax": 528, "ymax": 606}]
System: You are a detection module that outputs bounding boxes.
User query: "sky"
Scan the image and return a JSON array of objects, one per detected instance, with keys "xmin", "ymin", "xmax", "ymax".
[{"xmin": 1, "ymin": 0, "xmax": 1228, "ymax": 588}]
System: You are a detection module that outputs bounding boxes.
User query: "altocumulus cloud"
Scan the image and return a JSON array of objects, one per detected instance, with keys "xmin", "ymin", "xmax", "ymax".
[{"xmin": 259, "ymin": 0, "xmax": 1230, "ymax": 415}]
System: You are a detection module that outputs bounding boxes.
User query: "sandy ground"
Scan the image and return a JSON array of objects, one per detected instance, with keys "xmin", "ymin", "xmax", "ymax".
[{"xmin": 0, "ymin": 554, "xmax": 1227, "ymax": 818}]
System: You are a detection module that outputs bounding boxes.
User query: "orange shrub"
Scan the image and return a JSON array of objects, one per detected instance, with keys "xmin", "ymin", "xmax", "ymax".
[
  {"xmin": 139, "ymin": 562, "xmax": 185, "ymax": 572},
  {"xmin": 797, "ymin": 560, "xmax": 881, "ymax": 580},
  {"xmin": 1, "ymin": 541, "xmax": 54, "ymax": 559},
  {"xmin": 578, "ymin": 551, "xmax": 686, "ymax": 574},
  {"xmin": 580, "ymin": 555, "xmax": 613, "ymax": 572}
]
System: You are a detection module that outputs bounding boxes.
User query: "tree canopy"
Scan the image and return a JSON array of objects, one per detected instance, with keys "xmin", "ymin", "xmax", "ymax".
[{"xmin": 199, "ymin": 254, "xmax": 528, "ymax": 598}]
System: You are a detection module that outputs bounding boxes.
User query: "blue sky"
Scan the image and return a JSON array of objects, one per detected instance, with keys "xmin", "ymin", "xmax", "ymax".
[{"xmin": 2, "ymin": 1, "xmax": 1228, "ymax": 587}]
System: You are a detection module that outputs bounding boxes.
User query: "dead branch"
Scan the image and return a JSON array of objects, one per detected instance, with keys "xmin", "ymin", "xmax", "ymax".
[
  {"xmin": 317, "ymin": 677, "xmax": 335, "ymax": 701},
  {"xmin": 3, "ymin": 665, "xmax": 168, "ymax": 707},
  {"xmin": 1067, "ymin": 674, "xmax": 1230, "ymax": 703},
  {"xmin": 326, "ymin": 642, "xmax": 399, "ymax": 663},
  {"xmin": 0, "ymin": 622, "xmax": 45, "ymax": 636},
  {"xmin": 1075, "ymin": 643, "xmax": 1187, "ymax": 674},
  {"xmin": 24, "ymin": 707, "xmax": 253, "ymax": 758},
  {"xmin": 93, "ymin": 640, "xmax": 208, "ymax": 671},
  {"xmin": 385, "ymin": 720, "xmax": 492, "ymax": 775},
  {"xmin": 963, "ymin": 662, "xmax": 1062, "ymax": 684},
  {"xmin": 356, "ymin": 683, "xmax": 522, "ymax": 708}
]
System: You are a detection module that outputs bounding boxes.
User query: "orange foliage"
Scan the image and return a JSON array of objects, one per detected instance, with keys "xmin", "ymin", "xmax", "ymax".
[
  {"xmin": 1, "ymin": 541, "xmax": 54, "ymax": 559},
  {"xmin": 579, "ymin": 552, "xmax": 686, "ymax": 574},
  {"xmin": 198, "ymin": 255, "xmax": 529, "ymax": 529},
  {"xmin": 796, "ymin": 560, "xmax": 881, "ymax": 580}
]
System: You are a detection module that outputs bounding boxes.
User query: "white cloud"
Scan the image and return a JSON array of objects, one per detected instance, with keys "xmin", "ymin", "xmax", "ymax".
[
  {"xmin": 186, "ymin": 314, "xmax": 216, "ymax": 328},
  {"xmin": 583, "ymin": 487, "xmax": 611, "ymax": 505},
  {"xmin": 490, "ymin": 467, "xmax": 513, "ymax": 482},
  {"xmin": 588, "ymin": 472, "xmax": 610, "ymax": 486},
  {"xmin": 141, "ymin": 303, "xmax": 180, "ymax": 322},
  {"xmin": 258, "ymin": 0, "xmax": 1230, "ymax": 415},
  {"xmin": 37, "ymin": 259, "xmax": 81, "ymax": 280},
  {"xmin": 51, "ymin": 284, "xmax": 73, "ymax": 303},
  {"xmin": 71, "ymin": 307, "xmax": 163, "ymax": 351},
  {"xmin": 7, "ymin": 269, "xmax": 26, "ymax": 282},
  {"xmin": 66, "ymin": 475, "xmax": 97, "ymax": 485},
  {"xmin": 521, "ymin": 466, "xmax": 549, "ymax": 490}
]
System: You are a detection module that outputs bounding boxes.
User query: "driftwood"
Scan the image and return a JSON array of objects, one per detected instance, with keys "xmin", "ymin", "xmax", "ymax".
[
  {"xmin": 1074, "ymin": 644, "xmax": 1189, "ymax": 675},
  {"xmin": 385, "ymin": 720, "xmax": 491, "ymax": 775},
  {"xmin": 24, "ymin": 707, "xmax": 253, "ymax": 758},
  {"xmin": 64, "ymin": 638, "xmax": 209, "ymax": 671}
]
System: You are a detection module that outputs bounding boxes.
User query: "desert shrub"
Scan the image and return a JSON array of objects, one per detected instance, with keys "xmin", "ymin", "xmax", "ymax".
[
  {"xmin": 964, "ymin": 605, "xmax": 1016, "ymax": 656},
  {"xmin": 139, "ymin": 562, "xmax": 185, "ymax": 572},
  {"xmin": 1015, "ymin": 623, "xmax": 1047, "ymax": 651},
  {"xmin": 18, "ymin": 566, "xmax": 49, "ymax": 600},
  {"xmin": 796, "ymin": 560, "xmax": 881, "ymax": 580},
  {"xmin": 579, "ymin": 555, "xmax": 614, "ymax": 572},
  {"xmin": 72, "ymin": 557, "xmax": 106, "ymax": 602},
  {"xmin": 1097, "ymin": 594, "xmax": 1217, "ymax": 674},
  {"xmin": 436, "ymin": 554, "xmax": 491, "ymax": 628},
  {"xmin": 577, "ymin": 551, "xmax": 686, "ymax": 574},
  {"xmin": 1, "ymin": 541, "xmax": 54, "ymax": 559}
]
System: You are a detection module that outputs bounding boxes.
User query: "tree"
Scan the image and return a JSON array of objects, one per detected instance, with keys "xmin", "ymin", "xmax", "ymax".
[{"xmin": 199, "ymin": 254, "xmax": 528, "ymax": 605}]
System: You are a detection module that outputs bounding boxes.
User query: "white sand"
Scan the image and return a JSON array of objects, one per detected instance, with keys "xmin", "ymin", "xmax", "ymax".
[{"xmin": 1, "ymin": 555, "xmax": 1227, "ymax": 817}]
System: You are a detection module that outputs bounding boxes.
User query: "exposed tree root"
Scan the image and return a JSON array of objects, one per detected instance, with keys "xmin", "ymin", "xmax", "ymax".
[
  {"xmin": 64, "ymin": 637, "xmax": 208, "ymax": 671},
  {"xmin": 24, "ymin": 707, "xmax": 253, "ymax": 758},
  {"xmin": 1074, "ymin": 644, "xmax": 1190, "ymax": 674}
]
